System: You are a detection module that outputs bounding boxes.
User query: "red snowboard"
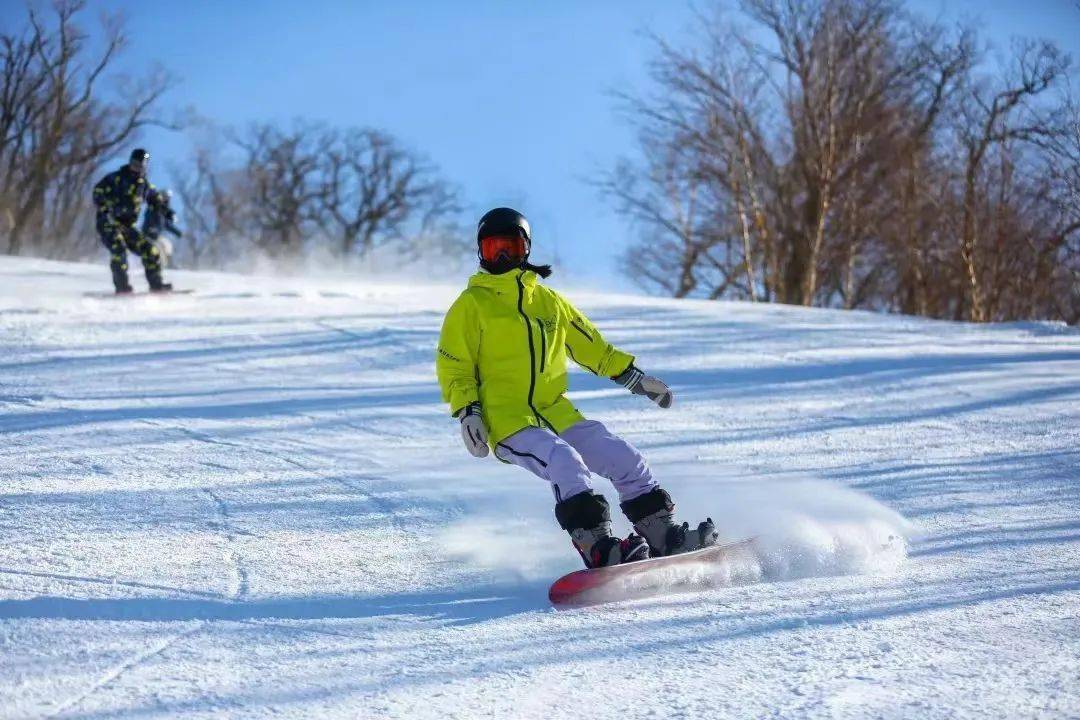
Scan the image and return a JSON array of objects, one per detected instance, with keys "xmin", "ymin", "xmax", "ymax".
[{"xmin": 549, "ymin": 537, "xmax": 759, "ymax": 606}]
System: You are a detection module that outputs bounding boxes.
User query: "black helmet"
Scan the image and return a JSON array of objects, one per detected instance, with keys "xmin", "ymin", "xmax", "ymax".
[
  {"xmin": 477, "ymin": 207, "xmax": 530, "ymax": 274},
  {"xmin": 129, "ymin": 148, "xmax": 149, "ymax": 176},
  {"xmin": 476, "ymin": 207, "xmax": 552, "ymax": 277},
  {"xmin": 477, "ymin": 207, "xmax": 530, "ymax": 243}
]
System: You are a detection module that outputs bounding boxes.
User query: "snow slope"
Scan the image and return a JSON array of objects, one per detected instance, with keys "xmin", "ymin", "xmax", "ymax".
[{"xmin": 0, "ymin": 257, "xmax": 1077, "ymax": 719}]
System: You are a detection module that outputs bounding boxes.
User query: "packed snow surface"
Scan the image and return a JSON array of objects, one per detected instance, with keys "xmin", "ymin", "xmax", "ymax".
[{"xmin": 0, "ymin": 257, "xmax": 1077, "ymax": 719}]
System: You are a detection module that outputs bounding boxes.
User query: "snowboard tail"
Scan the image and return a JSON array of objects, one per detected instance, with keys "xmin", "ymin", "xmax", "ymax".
[{"xmin": 549, "ymin": 536, "xmax": 759, "ymax": 606}]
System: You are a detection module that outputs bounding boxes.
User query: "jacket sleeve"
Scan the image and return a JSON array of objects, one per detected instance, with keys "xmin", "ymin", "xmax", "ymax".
[
  {"xmin": 556, "ymin": 292, "xmax": 634, "ymax": 378},
  {"xmin": 436, "ymin": 292, "xmax": 482, "ymax": 416},
  {"xmin": 92, "ymin": 175, "xmax": 112, "ymax": 211}
]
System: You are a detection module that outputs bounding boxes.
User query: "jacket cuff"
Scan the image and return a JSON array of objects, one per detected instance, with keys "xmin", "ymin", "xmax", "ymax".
[
  {"xmin": 453, "ymin": 401, "xmax": 481, "ymax": 419},
  {"xmin": 599, "ymin": 348, "xmax": 635, "ymax": 378},
  {"xmin": 449, "ymin": 387, "xmax": 479, "ymax": 417},
  {"xmin": 613, "ymin": 364, "xmax": 643, "ymax": 389}
]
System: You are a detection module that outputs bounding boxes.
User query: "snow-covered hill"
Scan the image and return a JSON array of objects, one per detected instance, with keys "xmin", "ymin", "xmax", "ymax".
[{"xmin": 1, "ymin": 257, "xmax": 1077, "ymax": 719}]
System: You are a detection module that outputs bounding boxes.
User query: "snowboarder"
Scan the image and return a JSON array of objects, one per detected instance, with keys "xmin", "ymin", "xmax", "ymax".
[
  {"xmin": 141, "ymin": 188, "xmax": 183, "ymax": 268},
  {"xmin": 92, "ymin": 148, "xmax": 172, "ymax": 294},
  {"xmin": 436, "ymin": 207, "xmax": 717, "ymax": 569}
]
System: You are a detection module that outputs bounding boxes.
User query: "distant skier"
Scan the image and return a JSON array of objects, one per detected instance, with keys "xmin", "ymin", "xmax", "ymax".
[
  {"xmin": 141, "ymin": 188, "xmax": 183, "ymax": 268},
  {"xmin": 436, "ymin": 207, "xmax": 717, "ymax": 568},
  {"xmin": 92, "ymin": 148, "xmax": 172, "ymax": 294}
]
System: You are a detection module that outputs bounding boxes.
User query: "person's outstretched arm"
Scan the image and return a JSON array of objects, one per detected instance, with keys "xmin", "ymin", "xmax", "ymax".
[
  {"xmin": 557, "ymin": 293, "xmax": 634, "ymax": 378},
  {"xmin": 558, "ymin": 293, "xmax": 673, "ymax": 409}
]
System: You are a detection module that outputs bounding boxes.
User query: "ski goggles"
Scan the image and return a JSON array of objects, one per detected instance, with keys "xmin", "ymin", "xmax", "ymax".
[{"xmin": 479, "ymin": 235, "xmax": 528, "ymax": 263}]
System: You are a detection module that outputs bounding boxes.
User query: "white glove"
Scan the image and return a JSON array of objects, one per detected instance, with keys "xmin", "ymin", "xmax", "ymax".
[
  {"xmin": 152, "ymin": 237, "xmax": 174, "ymax": 267},
  {"xmin": 457, "ymin": 402, "xmax": 489, "ymax": 457},
  {"xmin": 614, "ymin": 365, "xmax": 673, "ymax": 409}
]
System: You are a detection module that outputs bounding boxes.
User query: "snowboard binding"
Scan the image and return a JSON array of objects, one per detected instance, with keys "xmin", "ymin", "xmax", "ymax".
[
  {"xmin": 580, "ymin": 533, "xmax": 650, "ymax": 568},
  {"xmin": 621, "ymin": 487, "xmax": 719, "ymax": 557},
  {"xmin": 556, "ymin": 491, "xmax": 650, "ymax": 569}
]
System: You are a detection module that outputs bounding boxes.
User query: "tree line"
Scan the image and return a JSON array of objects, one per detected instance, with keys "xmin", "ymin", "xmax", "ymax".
[
  {"xmin": 604, "ymin": 0, "xmax": 1079, "ymax": 324},
  {"xmin": 169, "ymin": 120, "xmax": 462, "ymax": 269},
  {"xmin": 0, "ymin": 1, "xmax": 462, "ymax": 269},
  {"xmin": 0, "ymin": 1, "xmax": 174, "ymax": 259},
  {"xmin": 2, "ymin": 0, "xmax": 1076, "ymax": 323}
]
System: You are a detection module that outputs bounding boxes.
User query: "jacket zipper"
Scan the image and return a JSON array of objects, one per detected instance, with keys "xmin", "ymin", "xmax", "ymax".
[
  {"xmin": 516, "ymin": 275, "xmax": 553, "ymax": 430},
  {"xmin": 535, "ymin": 318, "xmax": 546, "ymax": 373}
]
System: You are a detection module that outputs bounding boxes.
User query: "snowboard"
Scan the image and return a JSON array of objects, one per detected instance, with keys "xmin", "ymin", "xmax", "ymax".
[
  {"xmin": 549, "ymin": 536, "xmax": 759, "ymax": 606},
  {"xmin": 83, "ymin": 289, "xmax": 195, "ymax": 299}
]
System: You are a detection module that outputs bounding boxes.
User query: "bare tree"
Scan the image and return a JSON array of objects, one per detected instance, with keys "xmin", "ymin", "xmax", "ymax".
[
  {"xmin": 1035, "ymin": 95, "xmax": 1080, "ymax": 323},
  {"xmin": 317, "ymin": 128, "xmax": 460, "ymax": 258},
  {"xmin": 605, "ymin": 144, "xmax": 714, "ymax": 298},
  {"xmin": 608, "ymin": 0, "xmax": 1078, "ymax": 324},
  {"xmin": 883, "ymin": 21, "xmax": 975, "ymax": 316},
  {"xmin": 170, "ymin": 119, "xmax": 462, "ymax": 268},
  {"xmin": 603, "ymin": 15, "xmax": 779, "ymax": 300},
  {"xmin": 230, "ymin": 121, "xmax": 326, "ymax": 257},
  {"xmin": 0, "ymin": 1, "xmax": 177, "ymax": 257},
  {"xmin": 170, "ymin": 132, "xmax": 249, "ymax": 269},
  {"xmin": 954, "ymin": 40, "xmax": 1070, "ymax": 321}
]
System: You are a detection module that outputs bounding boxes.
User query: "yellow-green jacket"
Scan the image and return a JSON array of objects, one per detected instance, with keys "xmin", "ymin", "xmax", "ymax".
[{"xmin": 436, "ymin": 269, "xmax": 634, "ymax": 446}]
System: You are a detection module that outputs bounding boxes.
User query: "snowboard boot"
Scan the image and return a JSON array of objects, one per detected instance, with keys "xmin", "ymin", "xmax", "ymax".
[
  {"xmin": 112, "ymin": 267, "xmax": 133, "ymax": 294},
  {"xmin": 147, "ymin": 271, "xmax": 172, "ymax": 293},
  {"xmin": 555, "ymin": 491, "xmax": 650, "ymax": 569},
  {"xmin": 621, "ymin": 487, "xmax": 718, "ymax": 557}
]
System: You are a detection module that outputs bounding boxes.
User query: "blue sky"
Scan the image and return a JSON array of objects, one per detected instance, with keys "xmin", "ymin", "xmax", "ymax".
[{"xmin": 8, "ymin": 1, "xmax": 1078, "ymax": 285}]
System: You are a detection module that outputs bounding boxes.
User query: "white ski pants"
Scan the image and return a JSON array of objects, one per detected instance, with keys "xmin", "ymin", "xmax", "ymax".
[{"xmin": 494, "ymin": 419, "xmax": 657, "ymax": 504}]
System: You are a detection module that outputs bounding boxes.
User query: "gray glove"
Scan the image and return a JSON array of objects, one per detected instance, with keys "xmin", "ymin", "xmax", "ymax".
[
  {"xmin": 457, "ymin": 402, "xmax": 489, "ymax": 457},
  {"xmin": 614, "ymin": 364, "xmax": 673, "ymax": 409}
]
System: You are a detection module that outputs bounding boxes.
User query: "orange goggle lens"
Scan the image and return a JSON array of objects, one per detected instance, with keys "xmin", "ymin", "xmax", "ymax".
[{"xmin": 480, "ymin": 235, "xmax": 528, "ymax": 263}]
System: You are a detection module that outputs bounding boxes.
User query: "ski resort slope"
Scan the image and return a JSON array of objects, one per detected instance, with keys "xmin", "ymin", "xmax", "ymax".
[{"xmin": 0, "ymin": 257, "xmax": 1077, "ymax": 720}]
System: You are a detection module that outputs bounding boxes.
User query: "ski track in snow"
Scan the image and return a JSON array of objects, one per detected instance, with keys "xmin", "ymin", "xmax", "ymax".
[{"xmin": 0, "ymin": 257, "xmax": 1077, "ymax": 719}]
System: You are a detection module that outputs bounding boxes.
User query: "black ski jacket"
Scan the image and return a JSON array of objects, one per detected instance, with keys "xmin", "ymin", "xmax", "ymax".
[{"xmin": 93, "ymin": 166, "xmax": 161, "ymax": 226}]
